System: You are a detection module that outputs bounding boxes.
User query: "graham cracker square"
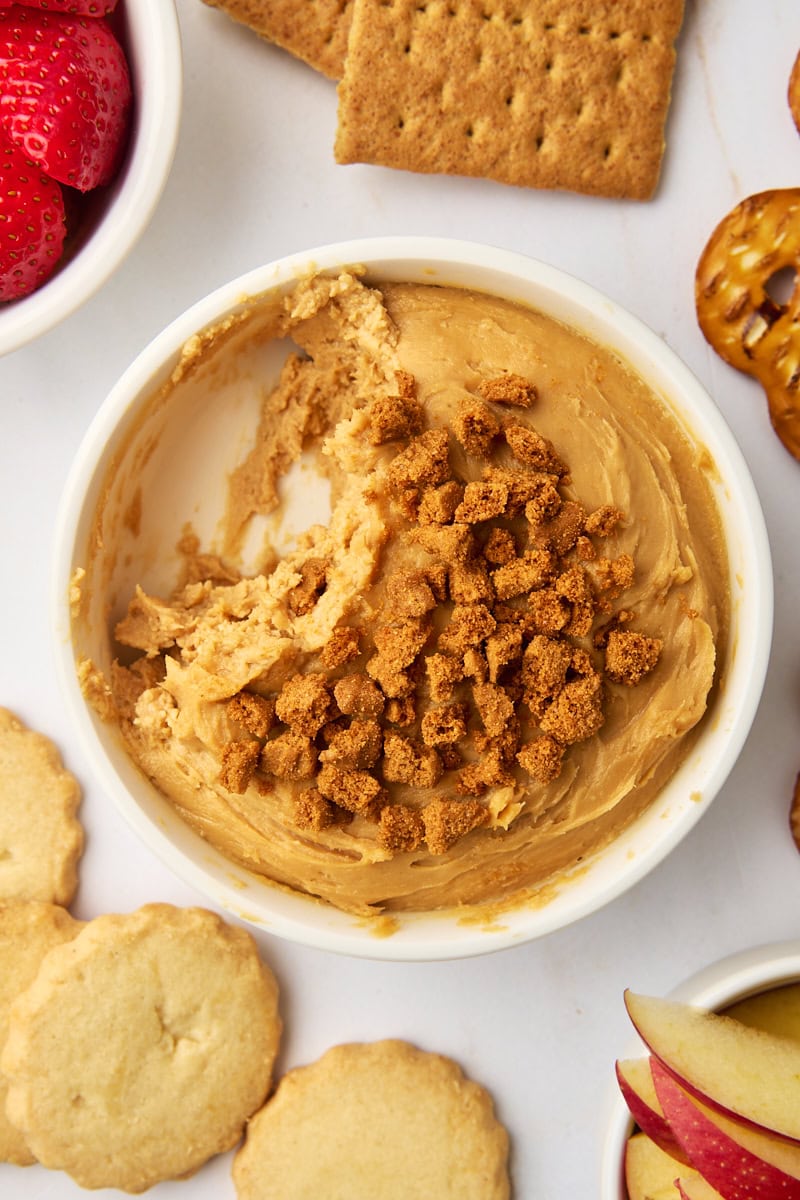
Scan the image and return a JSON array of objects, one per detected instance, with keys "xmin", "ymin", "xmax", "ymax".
[
  {"xmin": 204, "ymin": 0, "xmax": 353, "ymax": 79},
  {"xmin": 335, "ymin": 0, "xmax": 685, "ymax": 198}
]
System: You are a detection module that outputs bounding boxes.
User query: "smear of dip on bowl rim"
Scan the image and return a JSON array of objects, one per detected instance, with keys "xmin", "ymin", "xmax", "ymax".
[{"xmin": 53, "ymin": 238, "xmax": 771, "ymax": 960}]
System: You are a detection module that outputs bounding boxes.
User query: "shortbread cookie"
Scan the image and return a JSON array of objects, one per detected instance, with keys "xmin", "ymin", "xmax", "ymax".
[
  {"xmin": 0, "ymin": 707, "xmax": 83, "ymax": 905},
  {"xmin": 232, "ymin": 1039, "xmax": 511, "ymax": 1199},
  {"xmin": 2, "ymin": 903, "xmax": 282, "ymax": 1193},
  {"xmin": 203, "ymin": 0, "xmax": 352, "ymax": 79},
  {"xmin": 335, "ymin": 0, "xmax": 685, "ymax": 199},
  {"xmin": 0, "ymin": 902, "xmax": 83, "ymax": 1166}
]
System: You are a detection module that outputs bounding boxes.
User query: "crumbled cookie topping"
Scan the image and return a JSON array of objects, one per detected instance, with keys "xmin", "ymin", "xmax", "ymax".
[
  {"xmin": 453, "ymin": 398, "xmax": 503, "ymax": 458},
  {"xmin": 478, "ymin": 373, "xmax": 537, "ymax": 408},
  {"xmin": 220, "ymin": 740, "xmax": 261, "ymax": 794},
  {"xmin": 367, "ymin": 393, "xmax": 425, "ymax": 445},
  {"xmin": 227, "ymin": 692, "xmax": 276, "ymax": 739},
  {"xmin": 604, "ymin": 629, "xmax": 662, "ymax": 685},
  {"xmin": 215, "ymin": 370, "xmax": 667, "ymax": 858}
]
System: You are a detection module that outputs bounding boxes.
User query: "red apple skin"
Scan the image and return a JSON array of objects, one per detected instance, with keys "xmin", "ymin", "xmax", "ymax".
[
  {"xmin": 616, "ymin": 1058, "xmax": 691, "ymax": 1166},
  {"xmin": 652, "ymin": 1059, "xmax": 800, "ymax": 1200},
  {"xmin": 623, "ymin": 990, "xmax": 800, "ymax": 1146}
]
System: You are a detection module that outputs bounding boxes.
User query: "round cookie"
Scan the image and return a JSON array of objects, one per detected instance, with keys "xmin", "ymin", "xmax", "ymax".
[
  {"xmin": 0, "ymin": 707, "xmax": 83, "ymax": 905},
  {"xmin": 0, "ymin": 901, "xmax": 83, "ymax": 1166},
  {"xmin": 1, "ymin": 903, "xmax": 282, "ymax": 1192},
  {"xmin": 232, "ymin": 1039, "xmax": 511, "ymax": 1200}
]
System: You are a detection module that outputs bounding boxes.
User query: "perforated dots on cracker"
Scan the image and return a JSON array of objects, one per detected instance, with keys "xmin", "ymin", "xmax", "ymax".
[
  {"xmin": 335, "ymin": 0, "xmax": 686, "ymax": 199},
  {"xmin": 0, "ymin": 707, "xmax": 83, "ymax": 906}
]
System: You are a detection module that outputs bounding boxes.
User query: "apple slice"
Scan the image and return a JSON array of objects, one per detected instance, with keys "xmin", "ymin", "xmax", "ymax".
[
  {"xmin": 624, "ymin": 1131, "xmax": 681, "ymax": 1200},
  {"xmin": 625, "ymin": 1131, "xmax": 708, "ymax": 1200},
  {"xmin": 652, "ymin": 1058, "xmax": 800, "ymax": 1200},
  {"xmin": 624, "ymin": 991, "xmax": 800, "ymax": 1144},
  {"xmin": 616, "ymin": 1057, "xmax": 691, "ymax": 1164},
  {"xmin": 724, "ymin": 984, "xmax": 800, "ymax": 1043},
  {"xmin": 676, "ymin": 1178, "xmax": 726, "ymax": 1200}
]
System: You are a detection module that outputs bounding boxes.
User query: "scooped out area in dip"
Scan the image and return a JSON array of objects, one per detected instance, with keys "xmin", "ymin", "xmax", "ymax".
[{"xmin": 77, "ymin": 272, "xmax": 728, "ymax": 917}]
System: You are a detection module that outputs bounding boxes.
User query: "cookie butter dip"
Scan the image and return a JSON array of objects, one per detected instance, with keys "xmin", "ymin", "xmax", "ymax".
[{"xmin": 78, "ymin": 271, "xmax": 729, "ymax": 917}]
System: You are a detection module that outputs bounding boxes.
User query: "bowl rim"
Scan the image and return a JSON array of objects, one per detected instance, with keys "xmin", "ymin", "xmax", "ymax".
[
  {"xmin": 51, "ymin": 235, "xmax": 774, "ymax": 961},
  {"xmin": 0, "ymin": 0, "xmax": 183, "ymax": 357},
  {"xmin": 599, "ymin": 939, "xmax": 800, "ymax": 1200}
]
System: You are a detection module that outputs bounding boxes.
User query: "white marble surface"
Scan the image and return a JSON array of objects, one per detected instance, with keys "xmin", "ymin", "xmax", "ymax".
[{"xmin": 2, "ymin": 1, "xmax": 800, "ymax": 1195}]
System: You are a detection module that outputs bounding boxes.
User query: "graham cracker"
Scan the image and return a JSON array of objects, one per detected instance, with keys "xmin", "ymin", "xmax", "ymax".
[
  {"xmin": 335, "ymin": 0, "xmax": 685, "ymax": 199},
  {"xmin": 203, "ymin": 0, "xmax": 353, "ymax": 79}
]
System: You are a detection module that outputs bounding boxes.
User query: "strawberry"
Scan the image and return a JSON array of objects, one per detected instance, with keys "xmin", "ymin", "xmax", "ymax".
[
  {"xmin": 0, "ymin": 134, "xmax": 66, "ymax": 300},
  {"xmin": 0, "ymin": 2, "xmax": 118, "ymax": 15},
  {"xmin": 0, "ymin": 7, "xmax": 131, "ymax": 192}
]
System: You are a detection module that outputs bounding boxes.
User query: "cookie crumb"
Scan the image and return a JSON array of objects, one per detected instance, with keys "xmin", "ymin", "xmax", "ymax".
[
  {"xmin": 227, "ymin": 692, "xmax": 276, "ymax": 739},
  {"xmin": 585, "ymin": 505, "xmax": 624, "ymax": 537},
  {"xmin": 454, "ymin": 480, "xmax": 509, "ymax": 524},
  {"xmin": 333, "ymin": 673, "xmax": 385, "ymax": 717},
  {"xmin": 275, "ymin": 673, "xmax": 335, "ymax": 736},
  {"xmin": 483, "ymin": 527, "xmax": 516, "ymax": 565},
  {"xmin": 453, "ymin": 397, "xmax": 503, "ymax": 459},
  {"xmin": 320, "ymin": 627, "xmax": 361, "ymax": 669},
  {"xmin": 288, "ymin": 557, "xmax": 329, "ymax": 615},
  {"xmin": 417, "ymin": 480, "xmax": 464, "ymax": 525},
  {"xmin": 517, "ymin": 735, "xmax": 564, "ymax": 783},
  {"xmin": 604, "ymin": 629, "xmax": 662, "ymax": 685},
  {"xmin": 472, "ymin": 682, "xmax": 515, "ymax": 738},
  {"xmin": 382, "ymin": 732, "xmax": 443, "ymax": 788},
  {"xmin": 378, "ymin": 803, "xmax": 425, "ymax": 852},
  {"xmin": 384, "ymin": 695, "xmax": 417, "ymax": 726},
  {"xmin": 504, "ymin": 425, "xmax": 566, "ymax": 474},
  {"xmin": 422, "ymin": 797, "xmax": 489, "ymax": 854},
  {"xmin": 317, "ymin": 764, "xmax": 386, "ymax": 818},
  {"xmin": 492, "ymin": 549, "xmax": 555, "ymax": 600},
  {"xmin": 294, "ymin": 788, "xmax": 341, "ymax": 831},
  {"xmin": 539, "ymin": 675, "xmax": 605, "ymax": 746},
  {"xmin": 367, "ymin": 393, "xmax": 425, "ymax": 445},
  {"xmin": 319, "ymin": 719, "xmax": 383, "ymax": 770},
  {"xmin": 593, "ymin": 554, "xmax": 635, "ymax": 597},
  {"xmin": 387, "ymin": 429, "xmax": 451, "ymax": 491},
  {"xmin": 261, "ymin": 731, "xmax": 319, "ymax": 780},
  {"xmin": 220, "ymin": 740, "xmax": 261, "ymax": 793},
  {"xmin": 420, "ymin": 703, "xmax": 469, "ymax": 746},
  {"xmin": 478, "ymin": 374, "xmax": 537, "ymax": 407}
]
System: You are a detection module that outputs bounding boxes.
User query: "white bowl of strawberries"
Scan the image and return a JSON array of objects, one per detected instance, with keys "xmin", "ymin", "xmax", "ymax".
[
  {"xmin": 603, "ymin": 941, "xmax": 800, "ymax": 1200},
  {"xmin": 0, "ymin": 0, "xmax": 181, "ymax": 355}
]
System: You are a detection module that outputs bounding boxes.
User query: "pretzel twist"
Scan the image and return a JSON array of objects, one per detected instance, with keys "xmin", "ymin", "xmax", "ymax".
[
  {"xmin": 790, "ymin": 50, "xmax": 800, "ymax": 135},
  {"xmin": 695, "ymin": 188, "xmax": 800, "ymax": 461}
]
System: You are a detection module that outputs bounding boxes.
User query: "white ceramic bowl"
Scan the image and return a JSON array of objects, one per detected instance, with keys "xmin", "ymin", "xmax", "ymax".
[
  {"xmin": 0, "ymin": 0, "xmax": 182, "ymax": 357},
  {"xmin": 52, "ymin": 237, "xmax": 773, "ymax": 961},
  {"xmin": 600, "ymin": 939, "xmax": 800, "ymax": 1200}
]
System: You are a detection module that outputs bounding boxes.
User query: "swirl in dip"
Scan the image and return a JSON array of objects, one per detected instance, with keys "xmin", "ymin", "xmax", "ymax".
[{"xmin": 78, "ymin": 272, "xmax": 729, "ymax": 917}]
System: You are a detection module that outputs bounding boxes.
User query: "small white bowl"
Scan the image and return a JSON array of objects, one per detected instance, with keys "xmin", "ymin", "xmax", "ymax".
[
  {"xmin": 600, "ymin": 940, "xmax": 800, "ymax": 1200},
  {"xmin": 52, "ymin": 237, "xmax": 773, "ymax": 961},
  {"xmin": 0, "ymin": 0, "xmax": 182, "ymax": 357}
]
